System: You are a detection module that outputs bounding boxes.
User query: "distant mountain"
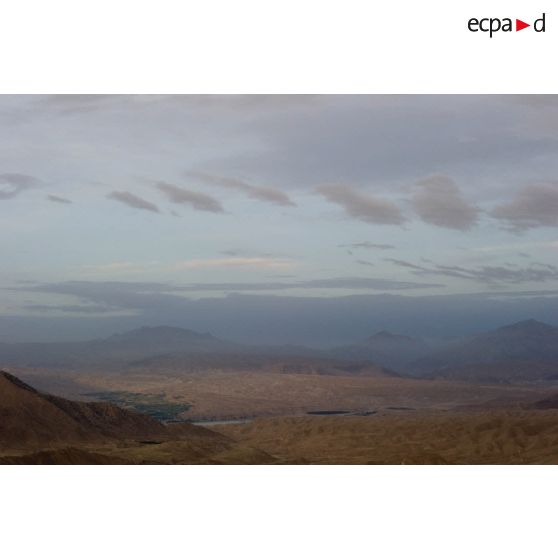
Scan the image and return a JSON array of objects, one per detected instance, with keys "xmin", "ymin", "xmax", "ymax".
[
  {"xmin": 413, "ymin": 319, "xmax": 558, "ymax": 383},
  {"xmin": 330, "ymin": 330, "xmax": 432, "ymax": 371},
  {"xmin": 129, "ymin": 351, "xmax": 399, "ymax": 377},
  {"xmin": 89, "ymin": 326, "xmax": 240, "ymax": 358},
  {"xmin": 0, "ymin": 325, "xmax": 388, "ymax": 372},
  {"xmin": 0, "ymin": 326, "xmax": 242, "ymax": 369},
  {"xmin": 424, "ymin": 361, "xmax": 558, "ymax": 384}
]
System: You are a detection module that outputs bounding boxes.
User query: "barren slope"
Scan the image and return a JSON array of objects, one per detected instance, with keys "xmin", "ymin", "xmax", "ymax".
[
  {"xmin": 212, "ymin": 410, "xmax": 558, "ymax": 464},
  {"xmin": 0, "ymin": 371, "xmax": 272, "ymax": 464}
]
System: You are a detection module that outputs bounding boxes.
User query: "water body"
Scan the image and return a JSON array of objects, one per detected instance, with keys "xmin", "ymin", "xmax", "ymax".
[
  {"xmin": 306, "ymin": 410, "xmax": 377, "ymax": 416},
  {"xmin": 307, "ymin": 410, "xmax": 352, "ymax": 415},
  {"xmin": 192, "ymin": 418, "xmax": 253, "ymax": 426}
]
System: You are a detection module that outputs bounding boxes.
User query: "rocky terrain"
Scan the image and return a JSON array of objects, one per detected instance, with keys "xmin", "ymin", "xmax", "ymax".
[{"xmin": 211, "ymin": 407, "xmax": 558, "ymax": 464}]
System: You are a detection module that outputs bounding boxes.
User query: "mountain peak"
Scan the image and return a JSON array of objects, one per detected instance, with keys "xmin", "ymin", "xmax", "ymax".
[
  {"xmin": 495, "ymin": 319, "xmax": 556, "ymax": 336},
  {"xmin": 367, "ymin": 330, "xmax": 413, "ymax": 342},
  {"xmin": 373, "ymin": 330, "xmax": 396, "ymax": 338},
  {"xmin": 106, "ymin": 326, "xmax": 216, "ymax": 341}
]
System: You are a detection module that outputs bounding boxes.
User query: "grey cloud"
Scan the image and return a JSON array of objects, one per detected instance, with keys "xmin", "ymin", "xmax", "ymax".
[
  {"xmin": 356, "ymin": 260, "xmax": 375, "ymax": 267},
  {"xmin": 14, "ymin": 276, "xmax": 444, "ymax": 315},
  {"xmin": 506, "ymin": 95, "xmax": 558, "ymax": 108},
  {"xmin": 107, "ymin": 191, "xmax": 160, "ymax": 213},
  {"xmin": 292, "ymin": 277, "xmax": 438, "ymax": 290},
  {"xmin": 220, "ymin": 249, "xmax": 277, "ymax": 258},
  {"xmin": 187, "ymin": 171, "xmax": 296, "ymax": 207},
  {"xmin": 209, "ymin": 96, "xmax": 558, "ymax": 189},
  {"xmin": 155, "ymin": 181, "xmax": 224, "ymax": 213},
  {"xmin": 385, "ymin": 257, "xmax": 558, "ymax": 285},
  {"xmin": 33, "ymin": 95, "xmax": 325, "ymax": 118},
  {"xmin": 25, "ymin": 303, "xmax": 117, "ymax": 314},
  {"xmin": 317, "ymin": 185, "xmax": 405, "ymax": 225},
  {"xmin": 411, "ymin": 175, "xmax": 479, "ymax": 230},
  {"xmin": 10, "ymin": 96, "xmax": 558, "ymax": 201},
  {"xmin": 385, "ymin": 259, "xmax": 426, "ymax": 272},
  {"xmin": 13, "ymin": 281, "xmax": 181, "ymax": 315},
  {"xmin": 47, "ymin": 194, "xmax": 72, "ymax": 204},
  {"xmin": 490, "ymin": 183, "xmax": 558, "ymax": 231},
  {"xmin": 338, "ymin": 242, "xmax": 395, "ymax": 250},
  {"xmin": 36, "ymin": 95, "xmax": 130, "ymax": 114},
  {"xmin": 0, "ymin": 173, "xmax": 40, "ymax": 199},
  {"xmin": 169, "ymin": 95, "xmax": 325, "ymax": 110},
  {"xmin": 221, "ymin": 249, "xmax": 244, "ymax": 256}
]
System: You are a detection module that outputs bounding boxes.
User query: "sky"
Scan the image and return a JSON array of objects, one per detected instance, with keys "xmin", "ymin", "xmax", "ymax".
[{"xmin": 1, "ymin": 95, "xmax": 558, "ymax": 343}]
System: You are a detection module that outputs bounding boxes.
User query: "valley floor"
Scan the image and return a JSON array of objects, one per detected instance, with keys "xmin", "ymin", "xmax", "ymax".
[
  {"xmin": 16, "ymin": 368, "xmax": 551, "ymax": 421},
  {"xmin": 4, "ymin": 368, "xmax": 558, "ymax": 464}
]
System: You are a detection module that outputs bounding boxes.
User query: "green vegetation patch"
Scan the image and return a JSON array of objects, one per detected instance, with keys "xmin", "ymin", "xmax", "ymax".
[{"xmin": 83, "ymin": 391, "xmax": 192, "ymax": 422}]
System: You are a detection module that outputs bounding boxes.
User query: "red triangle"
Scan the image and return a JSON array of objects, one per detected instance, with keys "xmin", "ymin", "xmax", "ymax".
[{"xmin": 516, "ymin": 19, "xmax": 530, "ymax": 31}]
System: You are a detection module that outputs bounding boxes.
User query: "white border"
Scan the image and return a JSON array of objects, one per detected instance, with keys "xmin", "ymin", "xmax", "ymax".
[
  {"xmin": 0, "ymin": 0, "xmax": 556, "ymax": 93},
  {"xmin": 1, "ymin": 1, "xmax": 557, "ymax": 556},
  {"xmin": 0, "ymin": 466, "xmax": 556, "ymax": 558}
]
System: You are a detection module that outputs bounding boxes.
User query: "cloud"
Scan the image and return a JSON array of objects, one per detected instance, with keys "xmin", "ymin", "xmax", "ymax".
[
  {"xmin": 356, "ymin": 260, "xmax": 375, "ymax": 267},
  {"xmin": 219, "ymin": 249, "xmax": 280, "ymax": 258},
  {"xmin": 385, "ymin": 257, "xmax": 558, "ymax": 285},
  {"xmin": 208, "ymin": 96, "xmax": 558, "ymax": 187},
  {"xmin": 47, "ymin": 194, "xmax": 72, "ymax": 204},
  {"xmin": 187, "ymin": 171, "xmax": 296, "ymax": 207},
  {"xmin": 168, "ymin": 95, "xmax": 325, "ymax": 111},
  {"xmin": 13, "ymin": 276, "xmax": 444, "ymax": 315},
  {"xmin": 12, "ymin": 281, "xmax": 181, "ymax": 316},
  {"xmin": 472, "ymin": 240, "xmax": 558, "ymax": 254},
  {"xmin": 220, "ymin": 249, "xmax": 248, "ymax": 256},
  {"xmin": 175, "ymin": 257, "xmax": 294, "ymax": 270},
  {"xmin": 24, "ymin": 303, "xmax": 119, "ymax": 314},
  {"xmin": 490, "ymin": 183, "xmax": 558, "ymax": 231},
  {"xmin": 36, "ymin": 95, "xmax": 129, "ymax": 114},
  {"xmin": 291, "ymin": 277, "xmax": 441, "ymax": 290},
  {"xmin": 411, "ymin": 175, "xmax": 479, "ymax": 230},
  {"xmin": 506, "ymin": 95, "xmax": 558, "ymax": 108},
  {"xmin": 79, "ymin": 262, "xmax": 151, "ymax": 275},
  {"xmin": 0, "ymin": 173, "xmax": 40, "ymax": 199},
  {"xmin": 338, "ymin": 242, "xmax": 395, "ymax": 250},
  {"xmin": 316, "ymin": 184, "xmax": 405, "ymax": 225},
  {"xmin": 155, "ymin": 181, "xmax": 224, "ymax": 213},
  {"xmin": 107, "ymin": 191, "xmax": 160, "ymax": 213}
]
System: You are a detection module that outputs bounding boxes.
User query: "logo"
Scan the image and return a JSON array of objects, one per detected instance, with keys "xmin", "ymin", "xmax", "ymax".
[{"xmin": 468, "ymin": 13, "xmax": 546, "ymax": 37}]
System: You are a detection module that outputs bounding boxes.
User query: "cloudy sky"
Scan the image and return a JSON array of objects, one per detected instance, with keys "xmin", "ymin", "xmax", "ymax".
[{"xmin": 1, "ymin": 95, "xmax": 558, "ymax": 341}]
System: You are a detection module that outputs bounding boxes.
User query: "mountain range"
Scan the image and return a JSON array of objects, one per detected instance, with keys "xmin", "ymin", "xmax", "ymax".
[
  {"xmin": 0, "ymin": 325, "xmax": 400, "ymax": 373},
  {"xmin": 1, "ymin": 319, "xmax": 558, "ymax": 383},
  {"xmin": 413, "ymin": 319, "xmax": 558, "ymax": 383},
  {"xmin": 0, "ymin": 326, "xmax": 240, "ymax": 369},
  {"xmin": 329, "ymin": 330, "xmax": 432, "ymax": 370}
]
